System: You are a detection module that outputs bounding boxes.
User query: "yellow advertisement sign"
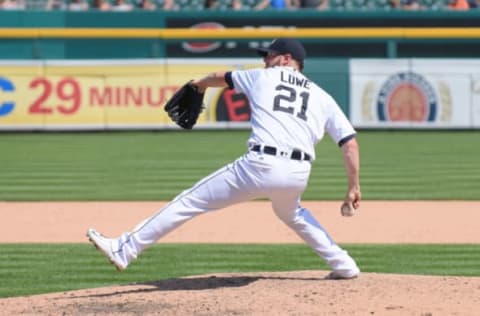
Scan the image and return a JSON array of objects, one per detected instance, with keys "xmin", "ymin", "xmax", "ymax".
[{"xmin": 0, "ymin": 60, "xmax": 260, "ymax": 130}]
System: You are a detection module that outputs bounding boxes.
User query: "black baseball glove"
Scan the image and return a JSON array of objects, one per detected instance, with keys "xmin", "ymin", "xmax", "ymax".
[{"xmin": 164, "ymin": 81, "xmax": 205, "ymax": 129}]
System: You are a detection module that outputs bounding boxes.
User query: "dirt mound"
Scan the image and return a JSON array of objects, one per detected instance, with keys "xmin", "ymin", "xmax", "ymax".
[{"xmin": 2, "ymin": 271, "xmax": 480, "ymax": 315}]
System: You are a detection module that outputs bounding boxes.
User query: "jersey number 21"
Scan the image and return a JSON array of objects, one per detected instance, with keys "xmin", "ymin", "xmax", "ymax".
[{"xmin": 273, "ymin": 84, "xmax": 310, "ymax": 121}]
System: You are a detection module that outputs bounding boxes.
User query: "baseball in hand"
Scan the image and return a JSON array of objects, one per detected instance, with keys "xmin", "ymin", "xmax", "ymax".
[{"xmin": 341, "ymin": 203, "xmax": 355, "ymax": 217}]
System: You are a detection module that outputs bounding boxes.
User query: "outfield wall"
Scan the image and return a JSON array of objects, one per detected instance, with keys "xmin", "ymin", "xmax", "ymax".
[
  {"xmin": 1, "ymin": 10, "xmax": 480, "ymax": 60},
  {"xmin": 1, "ymin": 58, "xmax": 479, "ymax": 130}
]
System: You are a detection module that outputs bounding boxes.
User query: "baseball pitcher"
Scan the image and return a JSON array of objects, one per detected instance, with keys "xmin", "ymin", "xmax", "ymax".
[{"xmin": 87, "ymin": 38, "xmax": 362, "ymax": 279}]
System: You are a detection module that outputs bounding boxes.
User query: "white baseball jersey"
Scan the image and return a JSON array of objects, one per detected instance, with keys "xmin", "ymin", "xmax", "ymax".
[{"xmin": 229, "ymin": 66, "xmax": 355, "ymax": 160}]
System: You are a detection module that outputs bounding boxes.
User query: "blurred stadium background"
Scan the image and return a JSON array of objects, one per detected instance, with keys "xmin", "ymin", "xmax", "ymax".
[{"xmin": 0, "ymin": 0, "xmax": 475, "ymax": 11}]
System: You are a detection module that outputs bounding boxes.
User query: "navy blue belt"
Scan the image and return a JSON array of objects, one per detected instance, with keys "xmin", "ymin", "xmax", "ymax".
[{"xmin": 251, "ymin": 145, "xmax": 311, "ymax": 161}]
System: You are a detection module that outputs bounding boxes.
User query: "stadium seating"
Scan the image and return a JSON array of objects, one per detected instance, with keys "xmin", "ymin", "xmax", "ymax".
[{"xmin": 16, "ymin": 0, "xmax": 454, "ymax": 11}]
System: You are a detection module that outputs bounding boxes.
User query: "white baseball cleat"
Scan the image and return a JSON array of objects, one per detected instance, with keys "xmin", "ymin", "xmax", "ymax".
[
  {"xmin": 86, "ymin": 228, "xmax": 126, "ymax": 271},
  {"xmin": 325, "ymin": 267, "xmax": 360, "ymax": 280}
]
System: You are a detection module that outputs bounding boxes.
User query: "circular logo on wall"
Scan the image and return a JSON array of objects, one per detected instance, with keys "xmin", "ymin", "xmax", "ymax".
[
  {"xmin": 376, "ymin": 72, "xmax": 437, "ymax": 122},
  {"xmin": 182, "ymin": 22, "xmax": 225, "ymax": 53},
  {"xmin": 0, "ymin": 77, "xmax": 15, "ymax": 117},
  {"xmin": 213, "ymin": 88, "xmax": 250, "ymax": 122}
]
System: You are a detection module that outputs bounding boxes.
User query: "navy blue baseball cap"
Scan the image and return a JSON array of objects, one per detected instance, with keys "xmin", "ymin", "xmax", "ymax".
[{"xmin": 256, "ymin": 38, "xmax": 306, "ymax": 63}]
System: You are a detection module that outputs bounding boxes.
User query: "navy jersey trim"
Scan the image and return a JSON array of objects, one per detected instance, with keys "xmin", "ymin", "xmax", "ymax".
[
  {"xmin": 338, "ymin": 134, "xmax": 356, "ymax": 147},
  {"xmin": 225, "ymin": 72, "xmax": 234, "ymax": 89}
]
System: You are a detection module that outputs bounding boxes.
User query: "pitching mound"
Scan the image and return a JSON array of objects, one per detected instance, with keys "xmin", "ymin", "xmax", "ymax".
[{"xmin": 2, "ymin": 270, "xmax": 480, "ymax": 315}]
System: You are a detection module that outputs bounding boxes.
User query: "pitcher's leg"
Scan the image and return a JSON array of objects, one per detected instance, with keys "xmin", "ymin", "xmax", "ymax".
[
  {"xmin": 111, "ymin": 196, "xmax": 212, "ymax": 268},
  {"xmin": 271, "ymin": 199, "xmax": 359, "ymax": 278},
  {"xmin": 108, "ymin": 159, "xmax": 258, "ymax": 268}
]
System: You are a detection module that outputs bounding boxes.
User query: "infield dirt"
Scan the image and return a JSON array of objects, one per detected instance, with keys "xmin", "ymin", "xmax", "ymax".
[{"xmin": 1, "ymin": 201, "xmax": 480, "ymax": 315}]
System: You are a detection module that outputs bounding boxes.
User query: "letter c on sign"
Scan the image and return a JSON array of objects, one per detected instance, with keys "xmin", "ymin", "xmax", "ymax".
[{"xmin": 0, "ymin": 77, "xmax": 15, "ymax": 116}]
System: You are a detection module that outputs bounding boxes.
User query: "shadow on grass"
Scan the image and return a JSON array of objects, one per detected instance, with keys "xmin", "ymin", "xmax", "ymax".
[{"xmin": 68, "ymin": 274, "xmax": 328, "ymax": 298}]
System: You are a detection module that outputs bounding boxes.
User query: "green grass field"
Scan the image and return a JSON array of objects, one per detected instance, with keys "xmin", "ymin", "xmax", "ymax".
[
  {"xmin": 1, "ymin": 243, "xmax": 479, "ymax": 298},
  {"xmin": 0, "ymin": 130, "xmax": 479, "ymax": 298},
  {"xmin": 0, "ymin": 130, "xmax": 479, "ymax": 200}
]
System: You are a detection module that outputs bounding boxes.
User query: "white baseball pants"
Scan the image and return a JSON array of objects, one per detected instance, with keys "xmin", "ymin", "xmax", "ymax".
[{"xmin": 111, "ymin": 150, "xmax": 359, "ymax": 274}]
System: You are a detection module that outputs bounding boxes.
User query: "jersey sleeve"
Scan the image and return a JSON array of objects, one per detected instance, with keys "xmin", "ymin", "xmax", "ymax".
[
  {"xmin": 324, "ymin": 96, "xmax": 356, "ymax": 146},
  {"xmin": 230, "ymin": 69, "xmax": 262, "ymax": 95}
]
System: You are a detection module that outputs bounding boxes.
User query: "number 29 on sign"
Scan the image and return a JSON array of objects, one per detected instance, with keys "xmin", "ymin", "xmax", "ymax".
[{"xmin": 29, "ymin": 77, "xmax": 82, "ymax": 115}]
